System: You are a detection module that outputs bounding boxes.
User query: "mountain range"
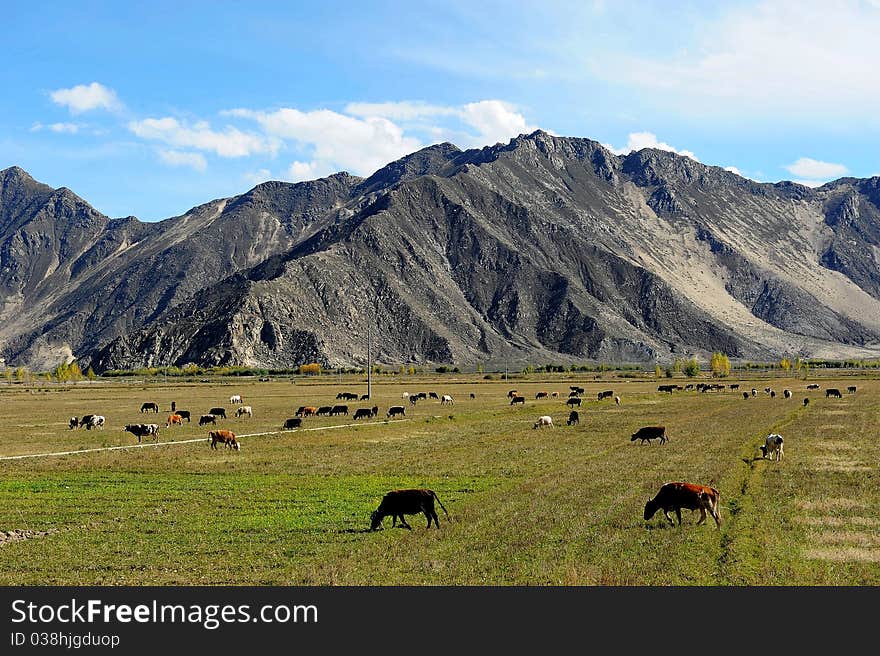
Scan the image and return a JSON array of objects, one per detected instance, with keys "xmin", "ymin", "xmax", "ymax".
[{"xmin": 2, "ymin": 130, "xmax": 879, "ymax": 372}]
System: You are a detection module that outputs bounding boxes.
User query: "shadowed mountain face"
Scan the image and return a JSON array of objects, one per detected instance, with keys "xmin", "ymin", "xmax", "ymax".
[{"xmin": 3, "ymin": 131, "xmax": 880, "ymax": 372}]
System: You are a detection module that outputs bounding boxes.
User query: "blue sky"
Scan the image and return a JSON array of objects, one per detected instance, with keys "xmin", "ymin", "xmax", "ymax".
[{"xmin": 3, "ymin": 0, "xmax": 879, "ymax": 221}]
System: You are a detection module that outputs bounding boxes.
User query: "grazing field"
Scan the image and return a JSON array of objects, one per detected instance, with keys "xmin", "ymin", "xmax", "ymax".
[{"xmin": 0, "ymin": 374, "xmax": 877, "ymax": 585}]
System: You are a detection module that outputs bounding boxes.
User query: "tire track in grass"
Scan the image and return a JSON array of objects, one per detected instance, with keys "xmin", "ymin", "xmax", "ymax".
[{"xmin": 0, "ymin": 419, "xmax": 411, "ymax": 462}]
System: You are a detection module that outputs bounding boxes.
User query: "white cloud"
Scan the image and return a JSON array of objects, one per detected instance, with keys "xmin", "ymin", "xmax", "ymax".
[
  {"xmin": 602, "ymin": 131, "xmax": 699, "ymax": 161},
  {"xmin": 242, "ymin": 168, "xmax": 273, "ymax": 185},
  {"xmin": 30, "ymin": 122, "xmax": 81, "ymax": 134},
  {"xmin": 129, "ymin": 117, "xmax": 278, "ymax": 158},
  {"xmin": 157, "ymin": 149, "xmax": 207, "ymax": 172},
  {"xmin": 229, "ymin": 107, "xmax": 421, "ymax": 177},
  {"xmin": 50, "ymin": 82, "xmax": 122, "ymax": 114},
  {"xmin": 341, "ymin": 99, "xmax": 538, "ymax": 148},
  {"xmin": 597, "ymin": 1, "xmax": 880, "ymax": 119},
  {"xmin": 785, "ymin": 157, "xmax": 848, "ymax": 180}
]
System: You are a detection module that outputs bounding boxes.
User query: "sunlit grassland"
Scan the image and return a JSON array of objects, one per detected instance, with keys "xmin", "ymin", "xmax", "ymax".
[{"xmin": 0, "ymin": 374, "xmax": 877, "ymax": 585}]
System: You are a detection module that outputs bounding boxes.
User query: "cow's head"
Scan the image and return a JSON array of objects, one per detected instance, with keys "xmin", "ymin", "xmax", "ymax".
[
  {"xmin": 644, "ymin": 499, "xmax": 659, "ymax": 521},
  {"xmin": 369, "ymin": 510, "xmax": 384, "ymax": 531}
]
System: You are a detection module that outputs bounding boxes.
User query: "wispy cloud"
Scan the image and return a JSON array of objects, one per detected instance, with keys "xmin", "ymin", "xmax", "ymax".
[
  {"xmin": 157, "ymin": 149, "xmax": 207, "ymax": 172},
  {"xmin": 129, "ymin": 117, "xmax": 278, "ymax": 158},
  {"xmin": 30, "ymin": 121, "xmax": 81, "ymax": 134},
  {"xmin": 50, "ymin": 82, "xmax": 122, "ymax": 114},
  {"xmin": 785, "ymin": 157, "xmax": 848, "ymax": 180}
]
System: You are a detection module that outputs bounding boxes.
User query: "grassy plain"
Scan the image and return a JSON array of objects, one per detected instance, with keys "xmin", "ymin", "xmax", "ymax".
[{"xmin": 0, "ymin": 373, "xmax": 877, "ymax": 585}]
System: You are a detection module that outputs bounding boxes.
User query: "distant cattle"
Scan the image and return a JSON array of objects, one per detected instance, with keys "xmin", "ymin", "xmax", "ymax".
[
  {"xmin": 409, "ymin": 395, "xmax": 419, "ymax": 405},
  {"xmin": 359, "ymin": 394, "xmax": 369, "ymax": 401},
  {"xmin": 565, "ymin": 397, "xmax": 581, "ymax": 407},
  {"xmin": 229, "ymin": 394, "xmax": 243, "ymax": 404},
  {"xmin": 330, "ymin": 404, "xmax": 349, "ymax": 416},
  {"xmin": 353, "ymin": 408, "xmax": 372, "ymax": 420},
  {"xmin": 550, "ymin": 392, "xmax": 558, "ymax": 398},
  {"xmin": 209, "ymin": 429, "xmax": 240, "ymax": 451},
  {"xmin": 533, "ymin": 415, "xmax": 554, "ymax": 429},
  {"xmin": 507, "ymin": 390, "xmax": 518, "ymax": 399},
  {"xmin": 124, "ymin": 423, "xmax": 159, "ymax": 443},
  {"xmin": 171, "ymin": 401, "xmax": 176, "ymax": 413},
  {"xmin": 140, "ymin": 402, "xmax": 159, "ymax": 413},
  {"xmin": 174, "ymin": 410, "xmax": 191, "ymax": 422},
  {"xmin": 743, "ymin": 392, "xmax": 750, "ymax": 399},
  {"xmin": 770, "ymin": 390, "xmax": 776, "ymax": 398},
  {"xmin": 510, "ymin": 396, "xmax": 526, "ymax": 406},
  {"xmin": 847, "ymin": 386, "xmax": 857, "ymax": 394},
  {"xmin": 729, "ymin": 384, "xmax": 740, "ymax": 390},
  {"xmin": 429, "ymin": 392, "xmax": 439, "ymax": 400},
  {"xmin": 82, "ymin": 415, "xmax": 105, "ymax": 430},
  {"xmin": 567, "ymin": 411, "xmax": 579, "ymax": 426},
  {"xmin": 402, "ymin": 392, "xmax": 410, "ymax": 399},
  {"xmin": 337, "ymin": 392, "xmax": 359, "ymax": 401},
  {"xmin": 208, "ymin": 407, "xmax": 226, "ymax": 419},
  {"xmin": 165, "ymin": 414, "xmax": 183, "ymax": 427},
  {"xmin": 760, "ymin": 433, "xmax": 784, "ymax": 461},
  {"xmin": 235, "ymin": 405, "xmax": 253, "ymax": 418},
  {"xmin": 657, "ymin": 385, "xmax": 675, "ymax": 393},
  {"xmin": 783, "ymin": 389, "xmax": 792, "ymax": 399},
  {"xmin": 387, "ymin": 406, "xmax": 406, "ymax": 418},
  {"xmin": 803, "ymin": 398, "xmax": 810, "ymax": 407},
  {"xmin": 806, "ymin": 384, "xmax": 820, "ymax": 390},
  {"xmin": 68, "ymin": 416, "xmax": 78, "ymax": 430},
  {"xmin": 598, "ymin": 390, "xmax": 614, "ymax": 400},
  {"xmin": 568, "ymin": 391, "xmax": 580, "ymax": 398},
  {"xmin": 199, "ymin": 414, "xmax": 217, "ymax": 426},
  {"xmin": 440, "ymin": 394, "xmax": 454, "ymax": 406},
  {"xmin": 631, "ymin": 426, "xmax": 667, "ymax": 445},
  {"xmin": 535, "ymin": 391, "xmax": 548, "ymax": 399},
  {"xmin": 764, "ymin": 387, "xmax": 772, "ymax": 394},
  {"xmin": 825, "ymin": 388, "xmax": 842, "ymax": 398},
  {"xmin": 370, "ymin": 489, "xmax": 449, "ymax": 530},
  {"xmin": 371, "ymin": 406, "xmax": 379, "ymax": 417},
  {"xmin": 644, "ymin": 482, "xmax": 721, "ymax": 528},
  {"xmin": 316, "ymin": 406, "xmax": 333, "ymax": 416},
  {"xmin": 614, "ymin": 396, "xmax": 621, "ymax": 406},
  {"xmin": 751, "ymin": 389, "xmax": 758, "ymax": 397},
  {"xmin": 282, "ymin": 417, "xmax": 302, "ymax": 430},
  {"xmin": 300, "ymin": 406, "xmax": 319, "ymax": 417},
  {"xmin": 470, "ymin": 393, "xmax": 476, "ymax": 399}
]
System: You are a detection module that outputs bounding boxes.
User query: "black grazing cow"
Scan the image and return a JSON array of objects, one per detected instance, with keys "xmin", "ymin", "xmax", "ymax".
[
  {"xmin": 469, "ymin": 393, "xmax": 476, "ymax": 399},
  {"xmin": 568, "ymin": 391, "xmax": 580, "ymax": 398},
  {"xmin": 657, "ymin": 385, "xmax": 675, "ymax": 393},
  {"xmin": 644, "ymin": 482, "xmax": 721, "ymax": 528},
  {"xmin": 387, "ymin": 406, "xmax": 406, "ymax": 418},
  {"xmin": 510, "ymin": 396, "xmax": 526, "ymax": 406},
  {"xmin": 199, "ymin": 414, "xmax": 217, "ymax": 426},
  {"xmin": 282, "ymin": 417, "xmax": 302, "ymax": 430},
  {"xmin": 729, "ymin": 384, "xmax": 740, "ymax": 390},
  {"xmin": 598, "ymin": 390, "xmax": 614, "ymax": 400},
  {"xmin": 171, "ymin": 401, "xmax": 176, "ymax": 413},
  {"xmin": 353, "ymin": 408, "xmax": 372, "ymax": 420},
  {"xmin": 567, "ymin": 410, "xmax": 580, "ymax": 426},
  {"xmin": 370, "ymin": 489, "xmax": 450, "ymax": 530},
  {"xmin": 631, "ymin": 426, "xmax": 668, "ymax": 445},
  {"xmin": 208, "ymin": 407, "xmax": 226, "ymax": 419},
  {"xmin": 371, "ymin": 406, "xmax": 379, "ymax": 417},
  {"xmin": 429, "ymin": 392, "xmax": 439, "ymax": 400},
  {"xmin": 331, "ymin": 404, "xmax": 349, "ymax": 416},
  {"xmin": 847, "ymin": 385, "xmax": 857, "ymax": 394},
  {"xmin": 316, "ymin": 406, "xmax": 333, "ymax": 416},
  {"xmin": 566, "ymin": 397, "xmax": 581, "ymax": 407},
  {"xmin": 806, "ymin": 384, "xmax": 820, "ymax": 390},
  {"xmin": 175, "ymin": 410, "xmax": 191, "ymax": 422},
  {"xmin": 360, "ymin": 394, "xmax": 370, "ymax": 401},
  {"xmin": 409, "ymin": 395, "xmax": 419, "ymax": 405},
  {"xmin": 803, "ymin": 397, "xmax": 810, "ymax": 406},
  {"xmin": 124, "ymin": 423, "xmax": 159, "ymax": 443},
  {"xmin": 140, "ymin": 402, "xmax": 159, "ymax": 413},
  {"xmin": 417, "ymin": 392, "xmax": 427, "ymax": 400},
  {"xmin": 743, "ymin": 392, "xmax": 750, "ymax": 399},
  {"xmin": 68, "ymin": 416, "xmax": 78, "ymax": 429},
  {"xmin": 825, "ymin": 388, "xmax": 842, "ymax": 398}
]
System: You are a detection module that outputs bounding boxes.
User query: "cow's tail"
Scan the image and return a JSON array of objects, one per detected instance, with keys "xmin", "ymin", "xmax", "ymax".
[{"xmin": 432, "ymin": 491, "xmax": 451, "ymax": 521}]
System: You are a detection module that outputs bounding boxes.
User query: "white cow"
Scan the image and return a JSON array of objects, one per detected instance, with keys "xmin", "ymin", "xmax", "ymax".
[
  {"xmin": 760, "ymin": 433, "xmax": 784, "ymax": 461},
  {"xmin": 614, "ymin": 396, "xmax": 621, "ymax": 405},
  {"xmin": 229, "ymin": 394, "xmax": 243, "ymax": 404},
  {"xmin": 86, "ymin": 415, "xmax": 105, "ymax": 430},
  {"xmin": 533, "ymin": 415, "xmax": 554, "ymax": 429},
  {"xmin": 783, "ymin": 389, "xmax": 792, "ymax": 399},
  {"xmin": 440, "ymin": 394, "xmax": 454, "ymax": 406},
  {"xmin": 236, "ymin": 405, "xmax": 253, "ymax": 418}
]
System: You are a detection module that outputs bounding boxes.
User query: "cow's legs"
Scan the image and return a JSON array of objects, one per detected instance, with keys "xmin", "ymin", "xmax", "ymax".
[
  {"xmin": 399, "ymin": 516, "xmax": 412, "ymax": 530},
  {"xmin": 696, "ymin": 508, "xmax": 707, "ymax": 525},
  {"xmin": 675, "ymin": 508, "xmax": 683, "ymax": 526},
  {"xmin": 663, "ymin": 510, "xmax": 675, "ymax": 526}
]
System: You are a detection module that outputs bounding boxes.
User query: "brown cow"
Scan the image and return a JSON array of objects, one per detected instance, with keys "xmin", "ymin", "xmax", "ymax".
[
  {"xmin": 644, "ymin": 482, "xmax": 721, "ymax": 528},
  {"xmin": 209, "ymin": 429, "xmax": 240, "ymax": 451},
  {"xmin": 165, "ymin": 414, "xmax": 183, "ymax": 427},
  {"xmin": 369, "ymin": 489, "xmax": 450, "ymax": 530}
]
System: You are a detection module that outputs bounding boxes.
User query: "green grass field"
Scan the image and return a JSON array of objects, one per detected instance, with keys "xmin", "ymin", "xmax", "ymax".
[{"xmin": 0, "ymin": 373, "xmax": 877, "ymax": 585}]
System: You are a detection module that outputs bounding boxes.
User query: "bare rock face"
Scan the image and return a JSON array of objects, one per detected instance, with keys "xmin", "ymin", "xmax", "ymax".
[{"xmin": 4, "ymin": 131, "xmax": 880, "ymax": 371}]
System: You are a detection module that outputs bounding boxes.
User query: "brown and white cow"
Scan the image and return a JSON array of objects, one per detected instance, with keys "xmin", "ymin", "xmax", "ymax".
[
  {"xmin": 644, "ymin": 482, "xmax": 721, "ymax": 528},
  {"xmin": 209, "ymin": 429, "xmax": 240, "ymax": 451}
]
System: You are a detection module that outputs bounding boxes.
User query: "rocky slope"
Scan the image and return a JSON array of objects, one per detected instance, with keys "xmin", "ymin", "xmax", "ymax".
[{"xmin": 3, "ymin": 131, "xmax": 880, "ymax": 371}]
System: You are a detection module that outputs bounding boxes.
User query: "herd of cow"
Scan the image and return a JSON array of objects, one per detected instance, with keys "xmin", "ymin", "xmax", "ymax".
[{"xmin": 63, "ymin": 378, "xmax": 857, "ymax": 532}]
